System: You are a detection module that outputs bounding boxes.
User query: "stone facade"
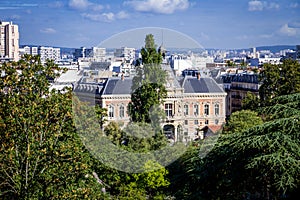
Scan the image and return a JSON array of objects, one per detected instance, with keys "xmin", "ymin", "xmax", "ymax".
[{"xmin": 99, "ymin": 65, "xmax": 227, "ymax": 142}]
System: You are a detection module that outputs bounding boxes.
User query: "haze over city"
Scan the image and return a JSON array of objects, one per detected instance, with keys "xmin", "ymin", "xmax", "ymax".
[{"xmin": 1, "ymin": 0, "xmax": 299, "ymax": 49}]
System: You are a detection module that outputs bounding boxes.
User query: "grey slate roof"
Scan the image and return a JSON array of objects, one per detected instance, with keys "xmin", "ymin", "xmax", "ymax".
[
  {"xmin": 182, "ymin": 77, "xmax": 225, "ymax": 93},
  {"xmin": 102, "ymin": 78, "xmax": 133, "ymax": 95}
]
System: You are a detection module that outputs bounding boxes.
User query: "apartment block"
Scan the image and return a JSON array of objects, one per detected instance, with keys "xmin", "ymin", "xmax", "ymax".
[{"xmin": 0, "ymin": 21, "xmax": 19, "ymax": 61}]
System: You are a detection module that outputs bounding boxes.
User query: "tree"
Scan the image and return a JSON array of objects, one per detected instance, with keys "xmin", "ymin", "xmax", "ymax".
[
  {"xmin": 140, "ymin": 34, "xmax": 162, "ymax": 65},
  {"xmin": 144, "ymin": 34, "xmax": 156, "ymax": 49},
  {"xmin": 259, "ymin": 59, "xmax": 300, "ymax": 105},
  {"xmin": 129, "ymin": 34, "xmax": 167, "ymax": 125},
  {"xmin": 0, "ymin": 55, "xmax": 106, "ymax": 199},
  {"xmin": 183, "ymin": 93, "xmax": 300, "ymax": 199},
  {"xmin": 223, "ymin": 110, "xmax": 263, "ymax": 134},
  {"xmin": 242, "ymin": 91, "xmax": 259, "ymax": 111},
  {"xmin": 95, "ymin": 105, "xmax": 107, "ymax": 130}
]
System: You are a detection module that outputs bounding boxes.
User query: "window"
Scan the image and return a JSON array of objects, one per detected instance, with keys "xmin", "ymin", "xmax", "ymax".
[
  {"xmin": 119, "ymin": 105, "xmax": 125, "ymax": 118},
  {"xmin": 194, "ymin": 120, "xmax": 198, "ymax": 125},
  {"xmin": 205, "ymin": 119, "xmax": 209, "ymax": 125},
  {"xmin": 194, "ymin": 104, "xmax": 199, "ymax": 116},
  {"xmin": 108, "ymin": 105, "xmax": 114, "ymax": 118},
  {"xmin": 215, "ymin": 104, "xmax": 220, "ymax": 116},
  {"xmin": 215, "ymin": 119, "xmax": 219, "ymax": 125},
  {"xmin": 165, "ymin": 103, "xmax": 173, "ymax": 117},
  {"xmin": 204, "ymin": 104, "xmax": 209, "ymax": 115},
  {"xmin": 184, "ymin": 104, "xmax": 189, "ymax": 115},
  {"xmin": 184, "ymin": 120, "xmax": 188, "ymax": 125}
]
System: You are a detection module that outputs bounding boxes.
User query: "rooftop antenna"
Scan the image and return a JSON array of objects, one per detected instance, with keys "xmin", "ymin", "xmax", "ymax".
[{"xmin": 161, "ymin": 29, "xmax": 164, "ymax": 46}]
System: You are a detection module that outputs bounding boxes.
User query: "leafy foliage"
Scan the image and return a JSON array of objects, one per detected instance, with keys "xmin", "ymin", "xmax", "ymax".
[
  {"xmin": 171, "ymin": 93, "xmax": 300, "ymax": 199},
  {"xmin": 242, "ymin": 91, "xmax": 260, "ymax": 111},
  {"xmin": 129, "ymin": 34, "xmax": 167, "ymax": 125},
  {"xmin": 0, "ymin": 55, "xmax": 106, "ymax": 199},
  {"xmin": 259, "ymin": 59, "xmax": 300, "ymax": 105},
  {"xmin": 223, "ymin": 110, "xmax": 263, "ymax": 134}
]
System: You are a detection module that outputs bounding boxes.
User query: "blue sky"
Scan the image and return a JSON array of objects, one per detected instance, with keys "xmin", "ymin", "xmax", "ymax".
[{"xmin": 0, "ymin": 0, "xmax": 299, "ymax": 49}]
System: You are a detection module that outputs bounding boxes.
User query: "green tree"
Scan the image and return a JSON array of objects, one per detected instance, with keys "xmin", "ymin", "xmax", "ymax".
[
  {"xmin": 95, "ymin": 105, "xmax": 107, "ymax": 130},
  {"xmin": 140, "ymin": 34, "xmax": 162, "ymax": 65},
  {"xmin": 144, "ymin": 34, "xmax": 156, "ymax": 49},
  {"xmin": 129, "ymin": 34, "xmax": 167, "ymax": 125},
  {"xmin": 119, "ymin": 160, "xmax": 170, "ymax": 199},
  {"xmin": 183, "ymin": 93, "xmax": 300, "ymax": 199},
  {"xmin": 223, "ymin": 110, "xmax": 263, "ymax": 134},
  {"xmin": 259, "ymin": 59, "xmax": 300, "ymax": 105},
  {"xmin": 0, "ymin": 55, "xmax": 106, "ymax": 199},
  {"xmin": 242, "ymin": 91, "xmax": 259, "ymax": 111}
]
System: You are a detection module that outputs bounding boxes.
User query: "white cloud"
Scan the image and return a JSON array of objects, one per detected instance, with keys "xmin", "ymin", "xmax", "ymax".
[
  {"xmin": 124, "ymin": 0, "xmax": 190, "ymax": 14},
  {"xmin": 69, "ymin": 0, "xmax": 92, "ymax": 10},
  {"xmin": 81, "ymin": 13, "xmax": 115, "ymax": 22},
  {"xmin": 92, "ymin": 4, "xmax": 104, "ymax": 11},
  {"xmin": 248, "ymin": 0, "xmax": 264, "ymax": 11},
  {"xmin": 48, "ymin": 1, "xmax": 64, "ymax": 8},
  {"xmin": 40, "ymin": 28, "xmax": 57, "ymax": 34},
  {"xmin": 68, "ymin": 0, "xmax": 104, "ymax": 11},
  {"xmin": 259, "ymin": 33, "xmax": 274, "ymax": 39},
  {"xmin": 81, "ymin": 11, "xmax": 130, "ymax": 22},
  {"xmin": 116, "ymin": 11, "xmax": 130, "ymax": 19},
  {"xmin": 248, "ymin": 1, "xmax": 279, "ymax": 11},
  {"xmin": 279, "ymin": 24, "xmax": 297, "ymax": 36}
]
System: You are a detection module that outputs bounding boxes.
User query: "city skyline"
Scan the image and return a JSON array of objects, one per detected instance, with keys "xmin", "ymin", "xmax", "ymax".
[{"xmin": 0, "ymin": 0, "xmax": 299, "ymax": 49}]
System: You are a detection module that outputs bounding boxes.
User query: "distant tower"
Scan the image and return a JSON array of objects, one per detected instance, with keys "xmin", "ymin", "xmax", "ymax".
[
  {"xmin": 252, "ymin": 47, "xmax": 257, "ymax": 59},
  {"xmin": 158, "ymin": 29, "xmax": 166, "ymax": 59},
  {"xmin": 0, "ymin": 21, "xmax": 19, "ymax": 61}
]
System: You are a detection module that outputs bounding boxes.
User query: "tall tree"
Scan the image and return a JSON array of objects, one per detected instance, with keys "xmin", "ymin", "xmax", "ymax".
[
  {"xmin": 0, "ymin": 55, "xmax": 106, "ymax": 199},
  {"xmin": 140, "ymin": 34, "xmax": 162, "ymax": 65},
  {"xmin": 259, "ymin": 59, "xmax": 300, "ymax": 105},
  {"xmin": 129, "ymin": 34, "xmax": 167, "ymax": 125}
]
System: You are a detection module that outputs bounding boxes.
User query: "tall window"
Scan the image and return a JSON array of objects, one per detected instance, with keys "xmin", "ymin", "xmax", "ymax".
[
  {"xmin": 108, "ymin": 105, "xmax": 114, "ymax": 118},
  {"xmin": 194, "ymin": 104, "xmax": 199, "ymax": 116},
  {"xmin": 215, "ymin": 104, "xmax": 220, "ymax": 116},
  {"xmin": 204, "ymin": 104, "xmax": 209, "ymax": 115},
  {"xmin": 165, "ymin": 103, "xmax": 173, "ymax": 117},
  {"xmin": 184, "ymin": 104, "xmax": 189, "ymax": 115},
  {"xmin": 119, "ymin": 105, "xmax": 125, "ymax": 118}
]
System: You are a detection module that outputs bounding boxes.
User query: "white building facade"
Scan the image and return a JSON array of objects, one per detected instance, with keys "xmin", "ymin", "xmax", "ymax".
[{"xmin": 0, "ymin": 21, "xmax": 19, "ymax": 61}]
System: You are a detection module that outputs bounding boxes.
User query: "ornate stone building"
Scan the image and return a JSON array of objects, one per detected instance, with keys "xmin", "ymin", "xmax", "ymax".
[{"xmin": 99, "ymin": 64, "xmax": 227, "ymax": 142}]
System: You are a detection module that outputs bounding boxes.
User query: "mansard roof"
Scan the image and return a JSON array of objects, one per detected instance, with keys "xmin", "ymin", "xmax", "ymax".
[
  {"xmin": 182, "ymin": 77, "xmax": 225, "ymax": 94},
  {"xmin": 101, "ymin": 75, "xmax": 225, "ymax": 96},
  {"xmin": 101, "ymin": 78, "xmax": 133, "ymax": 95}
]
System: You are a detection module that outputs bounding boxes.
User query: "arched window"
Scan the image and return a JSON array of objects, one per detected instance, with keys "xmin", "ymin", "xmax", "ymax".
[
  {"xmin": 215, "ymin": 104, "xmax": 220, "ymax": 116},
  {"xmin": 119, "ymin": 105, "xmax": 125, "ymax": 118},
  {"xmin": 204, "ymin": 104, "xmax": 209, "ymax": 115},
  {"xmin": 108, "ymin": 105, "xmax": 114, "ymax": 118}
]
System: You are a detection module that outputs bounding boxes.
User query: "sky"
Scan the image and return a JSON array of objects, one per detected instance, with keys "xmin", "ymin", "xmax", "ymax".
[{"xmin": 0, "ymin": 0, "xmax": 299, "ymax": 49}]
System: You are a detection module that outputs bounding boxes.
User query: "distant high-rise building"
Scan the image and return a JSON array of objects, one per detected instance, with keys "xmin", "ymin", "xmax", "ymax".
[
  {"xmin": 114, "ymin": 47, "xmax": 135, "ymax": 60},
  {"xmin": 38, "ymin": 46, "xmax": 60, "ymax": 63},
  {"xmin": 74, "ymin": 47, "xmax": 106, "ymax": 61},
  {"xmin": 296, "ymin": 45, "xmax": 300, "ymax": 60},
  {"xmin": 0, "ymin": 21, "xmax": 19, "ymax": 61}
]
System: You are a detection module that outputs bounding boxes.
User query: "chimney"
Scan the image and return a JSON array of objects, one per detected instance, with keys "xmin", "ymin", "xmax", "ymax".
[{"xmin": 197, "ymin": 72, "xmax": 200, "ymax": 80}]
